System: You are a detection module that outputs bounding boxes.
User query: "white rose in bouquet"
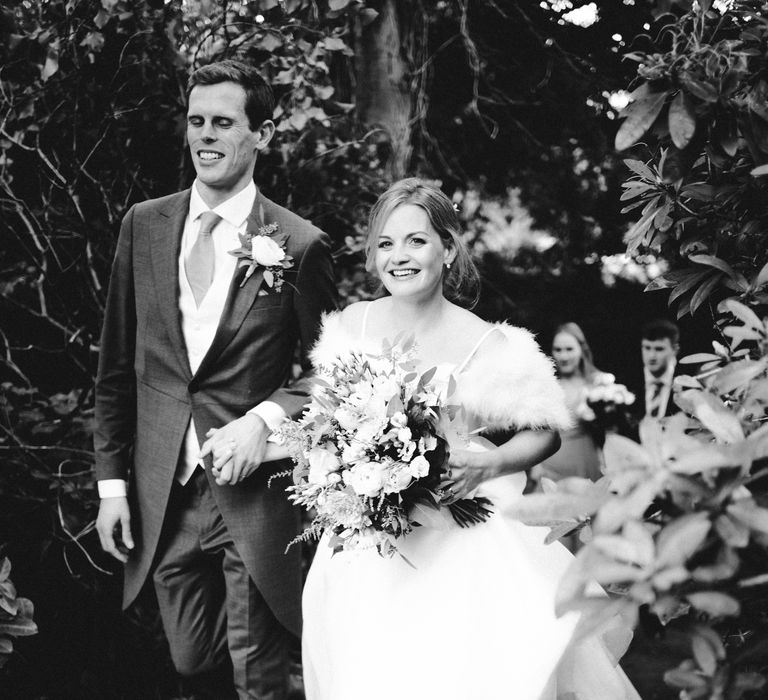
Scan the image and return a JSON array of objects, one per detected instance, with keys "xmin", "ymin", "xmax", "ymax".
[
  {"xmin": 384, "ymin": 462, "xmax": 416, "ymax": 494},
  {"xmin": 307, "ymin": 446, "xmax": 342, "ymax": 486},
  {"xmin": 408, "ymin": 455, "xmax": 431, "ymax": 479},
  {"xmin": 344, "ymin": 461, "xmax": 388, "ymax": 498},
  {"xmin": 390, "ymin": 411, "xmax": 408, "ymax": 428},
  {"xmin": 341, "ymin": 441, "xmax": 368, "ymax": 465},
  {"xmin": 334, "ymin": 405, "xmax": 360, "ymax": 433},
  {"xmin": 396, "ymin": 427, "xmax": 412, "ymax": 444}
]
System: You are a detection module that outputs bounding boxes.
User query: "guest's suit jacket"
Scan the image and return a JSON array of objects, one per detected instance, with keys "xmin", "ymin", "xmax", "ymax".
[
  {"xmin": 623, "ymin": 366, "xmax": 681, "ymax": 442},
  {"xmin": 94, "ymin": 187, "xmax": 336, "ymax": 637}
]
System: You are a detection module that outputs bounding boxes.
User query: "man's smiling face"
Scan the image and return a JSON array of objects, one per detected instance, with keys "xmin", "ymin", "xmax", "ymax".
[{"xmin": 186, "ymin": 81, "xmax": 268, "ymax": 204}]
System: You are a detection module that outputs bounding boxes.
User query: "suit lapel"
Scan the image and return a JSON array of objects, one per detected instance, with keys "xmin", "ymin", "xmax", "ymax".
[
  {"xmin": 150, "ymin": 190, "xmax": 192, "ymax": 377},
  {"xmin": 193, "ymin": 191, "xmax": 274, "ymax": 380}
]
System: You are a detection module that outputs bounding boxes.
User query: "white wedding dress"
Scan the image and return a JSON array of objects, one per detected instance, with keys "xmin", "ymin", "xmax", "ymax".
[{"xmin": 301, "ymin": 309, "xmax": 640, "ymax": 700}]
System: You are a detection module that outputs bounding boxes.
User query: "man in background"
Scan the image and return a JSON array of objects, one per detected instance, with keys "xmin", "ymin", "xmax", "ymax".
[{"xmin": 623, "ymin": 318, "xmax": 681, "ymax": 440}]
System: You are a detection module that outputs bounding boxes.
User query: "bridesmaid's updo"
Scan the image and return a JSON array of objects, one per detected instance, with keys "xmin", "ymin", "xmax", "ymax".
[{"xmin": 364, "ymin": 178, "xmax": 480, "ymax": 308}]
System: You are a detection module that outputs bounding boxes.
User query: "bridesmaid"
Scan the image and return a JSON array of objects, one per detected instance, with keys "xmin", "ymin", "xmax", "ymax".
[{"xmin": 537, "ymin": 322, "xmax": 604, "ymax": 483}]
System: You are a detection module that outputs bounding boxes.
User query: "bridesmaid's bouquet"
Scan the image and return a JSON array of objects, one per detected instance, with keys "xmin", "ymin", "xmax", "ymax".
[
  {"xmin": 575, "ymin": 372, "xmax": 635, "ymax": 444},
  {"xmin": 276, "ymin": 335, "xmax": 493, "ymax": 557}
]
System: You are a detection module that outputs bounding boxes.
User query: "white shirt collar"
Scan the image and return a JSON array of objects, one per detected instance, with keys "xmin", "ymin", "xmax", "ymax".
[
  {"xmin": 645, "ymin": 358, "xmax": 676, "ymax": 387},
  {"xmin": 189, "ymin": 180, "xmax": 257, "ymax": 228}
]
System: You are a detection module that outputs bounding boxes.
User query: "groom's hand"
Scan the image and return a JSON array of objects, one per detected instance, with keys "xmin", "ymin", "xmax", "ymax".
[
  {"xmin": 96, "ymin": 496, "xmax": 134, "ymax": 563},
  {"xmin": 200, "ymin": 413, "xmax": 269, "ymax": 486}
]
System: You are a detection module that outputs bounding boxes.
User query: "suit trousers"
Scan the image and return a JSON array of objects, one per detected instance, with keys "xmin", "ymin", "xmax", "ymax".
[{"xmin": 152, "ymin": 468, "xmax": 289, "ymax": 700}]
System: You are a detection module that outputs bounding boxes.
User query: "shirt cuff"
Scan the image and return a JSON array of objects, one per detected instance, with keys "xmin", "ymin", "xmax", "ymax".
[
  {"xmin": 247, "ymin": 401, "xmax": 287, "ymax": 438},
  {"xmin": 98, "ymin": 479, "xmax": 128, "ymax": 498}
]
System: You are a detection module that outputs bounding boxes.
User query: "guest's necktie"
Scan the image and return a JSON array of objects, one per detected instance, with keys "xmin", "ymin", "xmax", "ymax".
[
  {"xmin": 648, "ymin": 380, "xmax": 664, "ymax": 418},
  {"xmin": 185, "ymin": 211, "xmax": 222, "ymax": 307}
]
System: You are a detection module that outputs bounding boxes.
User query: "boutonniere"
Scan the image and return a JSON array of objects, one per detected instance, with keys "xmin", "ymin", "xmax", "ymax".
[{"xmin": 229, "ymin": 220, "xmax": 294, "ymax": 293}]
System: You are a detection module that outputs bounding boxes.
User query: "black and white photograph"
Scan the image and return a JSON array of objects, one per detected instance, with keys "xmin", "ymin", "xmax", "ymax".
[{"xmin": 1, "ymin": 1, "xmax": 768, "ymax": 698}]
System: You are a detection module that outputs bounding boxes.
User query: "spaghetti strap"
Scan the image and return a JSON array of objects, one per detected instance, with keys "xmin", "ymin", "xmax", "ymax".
[
  {"xmin": 456, "ymin": 325, "xmax": 499, "ymax": 374},
  {"xmin": 360, "ymin": 302, "xmax": 373, "ymax": 344}
]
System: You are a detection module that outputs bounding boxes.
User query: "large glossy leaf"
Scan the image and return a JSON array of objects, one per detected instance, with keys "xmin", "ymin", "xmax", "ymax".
[
  {"xmin": 719, "ymin": 298, "xmax": 764, "ymax": 332},
  {"xmin": 690, "ymin": 272, "xmax": 724, "ymax": 314},
  {"xmin": 670, "ymin": 444, "xmax": 742, "ymax": 475},
  {"xmin": 669, "ymin": 91, "xmax": 697, "ymax": 149},
  {"xmin": 41, "ymin": 41, "xmax": 60, "ymax": 81},
  {"xmin": 689, "ymin": 254, "xmax": 739, "ymax": 279},
  {"xmin": 714, "ymin": 514, "xmax": 750, "ymax": 548},
  {"xmin": 623, "ymin": 205, "xmax": 658, "ymax": 254},
  {"xmin": 594, "ymin": 478, "xmax": 660, "ymax": 534},
  {"xmin": 601, "ymin": 433, "xmax": 654, "ymax": 474},
  {"xmin": 592, "ymin": 528, "xmax": 654, "ymax": 568},
  {"xmin": 680, "ymin": 352, "xmax": 722, "ymax": 364},
  {"xmin": 680, "ymin": 74, "xmax": 719, "ymax": 103},
  {"xmin": 664, "ymin": 666, "xmax": 709, "ymax": 689},
  {"xmin": 684, "ymin": 390, "xmax": 745, "ymax": 443},
  {"xmin": 755, "ymin": 260, "xmax": 768, "ymax": 288},
  {"xmin": 692, "ymin": 625, "xmax": 725, "ymax": 676},
  {"xmin": 711, "ymin": 359, "xmax": 768, "ymax": 395},
  {"xmin": 615, "ymin": 90, "xmax": 669, "ymax": 151},
  {"xmin": 686, "ymin": 591, "xmax": 740, "ymax": 618},
  {"xmin": 655, "ymin": 513, "xmax": 711, "ymax": 569},
  {"xmin": 503, "ymin": 485, "xmax": 606, "ymax": 523},
  {"xmin": 669, "ymin": 269, "xmax": 711, "ymax": 303},
  {"xmin": 623, "ymin": 158, "xmax": 656, "ymax": 180},
  {"xmin": 727, "ymin": 500, "xmax": 768, "ymax": 536}
]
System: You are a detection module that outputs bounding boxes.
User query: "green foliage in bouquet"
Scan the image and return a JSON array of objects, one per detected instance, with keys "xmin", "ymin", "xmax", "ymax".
[
  {"xmin": 615, "ymin": 0, "xmax": 768, "ymax": 318},
  {"xmin": 0, "ymin": 557, "xmax": 37, "ymax": 670}
]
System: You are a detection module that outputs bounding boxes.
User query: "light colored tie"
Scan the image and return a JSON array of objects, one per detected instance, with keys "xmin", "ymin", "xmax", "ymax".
[
  {"xmin": 648, "ymin": 380, "xmax": 664, "ymax": 417},
  {"xmin": 185, "ymin": 211, "xmax": 221, "ymax": 307}
]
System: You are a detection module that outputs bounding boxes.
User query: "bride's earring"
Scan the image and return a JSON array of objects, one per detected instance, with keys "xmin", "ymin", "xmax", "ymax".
[{"xmin": 445, "ymin": 262, "xmax": 452, "ymax": 270}]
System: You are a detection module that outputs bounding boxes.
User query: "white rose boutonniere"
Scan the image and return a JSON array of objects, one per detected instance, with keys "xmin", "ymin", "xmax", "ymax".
[{"xmin": 229, "ymin": 206, "xmax": 294, "ymax": 292}]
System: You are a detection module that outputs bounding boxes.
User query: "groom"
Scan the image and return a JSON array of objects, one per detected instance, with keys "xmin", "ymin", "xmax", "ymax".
[{"xmin": 94, "ymin": 59, "xmax": 336, "ymax": 698}]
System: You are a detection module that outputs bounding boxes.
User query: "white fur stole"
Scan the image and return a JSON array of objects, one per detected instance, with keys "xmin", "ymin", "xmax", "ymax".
[{"xmin": 309, "ymin": 311, "xmax": 571, "ymax": 433}]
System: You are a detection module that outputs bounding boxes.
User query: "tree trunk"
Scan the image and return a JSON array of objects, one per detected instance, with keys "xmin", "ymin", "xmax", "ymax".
[{"xmin": 355, "ymin": 0, "xmax": 412, "ymax": 180}]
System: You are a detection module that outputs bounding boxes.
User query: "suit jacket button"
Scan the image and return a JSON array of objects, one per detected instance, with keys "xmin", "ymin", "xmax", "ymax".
[{"xmin": 188, "ymin": 381, "xmax": 199, "ymax": 393}]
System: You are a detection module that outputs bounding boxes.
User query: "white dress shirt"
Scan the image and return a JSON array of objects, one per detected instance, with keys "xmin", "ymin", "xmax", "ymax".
[
  {"xmin": 98, "ymin": 181, "xmax": 286, "ymax": 498},
  {"xmin": 644, "ymin": 359, "xmax": 676, "ymax": 418}
]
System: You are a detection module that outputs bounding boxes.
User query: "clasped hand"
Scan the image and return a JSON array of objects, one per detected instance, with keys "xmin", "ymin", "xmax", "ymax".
[
  {"xmin": 445, "ymin": 448, "xmax": 498, "ymax": 501},
  {"xmin": 199, "ymin": 413, "xmax": 269, "ymax": 486}
]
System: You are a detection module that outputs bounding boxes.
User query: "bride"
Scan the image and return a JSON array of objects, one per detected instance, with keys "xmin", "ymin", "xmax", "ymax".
[{"xmin": 301, "ymin": 178, "xmax": 639, "ymax": 700}]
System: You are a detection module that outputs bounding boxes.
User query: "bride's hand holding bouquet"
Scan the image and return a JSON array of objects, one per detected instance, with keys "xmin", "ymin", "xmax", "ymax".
[{"xmin": 275, "ymin": 335, "xmax": 492, "ymax": 558}]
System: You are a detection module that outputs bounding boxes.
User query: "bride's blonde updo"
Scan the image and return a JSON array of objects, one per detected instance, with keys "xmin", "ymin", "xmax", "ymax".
[{"xmin": 364, "ymin": 178, "xmax": 480, "ymax": 307}]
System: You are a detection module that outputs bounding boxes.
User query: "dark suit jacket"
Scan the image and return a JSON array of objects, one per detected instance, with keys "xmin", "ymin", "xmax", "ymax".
[
  {"xmin": 623, "ymin": 366, "xmax": 681, "ymax": 441},
  {"xmin": 94, "ymin": 187, "xmax": 336, "ymax": 636}
]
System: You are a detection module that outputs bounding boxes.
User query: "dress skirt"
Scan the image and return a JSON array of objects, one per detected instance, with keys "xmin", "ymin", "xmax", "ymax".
[{"xmin": 302, "ymin": 471, "xmax": 640, "ymax": 700}]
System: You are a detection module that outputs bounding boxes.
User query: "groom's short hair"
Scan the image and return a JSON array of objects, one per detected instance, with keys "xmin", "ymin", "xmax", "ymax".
[{"xmin": 187, "ymin": 59, "xmax": 275, "ymax": 130}]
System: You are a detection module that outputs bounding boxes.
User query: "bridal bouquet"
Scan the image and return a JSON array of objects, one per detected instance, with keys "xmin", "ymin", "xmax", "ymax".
[{"xmin": 277, "ymin": 336, "xmax": 492, "ymax": 557}]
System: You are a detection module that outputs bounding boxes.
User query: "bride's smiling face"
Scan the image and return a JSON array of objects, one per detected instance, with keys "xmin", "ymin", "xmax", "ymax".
[{"xmin": 375, "ymin": 204, "xmax": 454, "ymax": 300}]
